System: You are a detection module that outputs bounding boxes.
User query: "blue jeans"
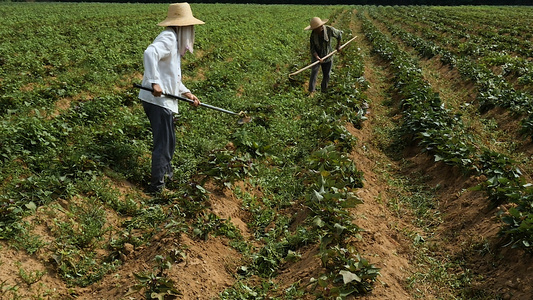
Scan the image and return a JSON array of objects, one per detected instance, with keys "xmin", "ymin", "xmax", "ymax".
[
  {"xmin": 309, "ymin": 60, "xmax": 333, "ymax": 93},
  {"xmin": 142, "ymin": 101, "xmax": 175, "ymax": 191}
]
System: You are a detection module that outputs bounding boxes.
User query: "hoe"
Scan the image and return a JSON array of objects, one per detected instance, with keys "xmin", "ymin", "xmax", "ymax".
[
  {"xmin": 134, "ymin": 83, "xmax": 252, "ymax": 124},
  {"xmin": 289, "ymin": 35, "xmax": 357, "ymax": 78}
]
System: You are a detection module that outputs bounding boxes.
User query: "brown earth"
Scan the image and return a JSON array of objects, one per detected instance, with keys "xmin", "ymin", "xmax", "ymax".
[{"xmin": 2, "ymin": 15, "xmax": 533, "ymax": 300}]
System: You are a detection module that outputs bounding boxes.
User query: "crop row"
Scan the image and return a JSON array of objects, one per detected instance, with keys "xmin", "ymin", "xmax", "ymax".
[
  {"xmin": 396, "ymin": 7, "xmax": 533, "ymax": 96},
  {"xmin": 360, "ymin": 7, "xmax": 533, "ymax": 253},
  {"xmin": 388, "ymin": 7, "xmax": 533, "ymax": 91},
  {"xmin": 368, "ymin": 7, "xmax": 533, "ymax": 140},
  {"xmin": 387, "ymin": 6, "xmax": 533, "ymax": 53},
  {"xmin": 217, "ymin": 8, "xmax": 380, "ymax": 298},
  {"xmin": 385, "ymin": 17, "xmax": 533, "ymax": 114},
  {"xmin": 380, "ymin": 7, "xmax": 533, "ymax": 92},
  {"xmin": 395, "ymin": 7, "xmax": 533, "ymax": 90}
]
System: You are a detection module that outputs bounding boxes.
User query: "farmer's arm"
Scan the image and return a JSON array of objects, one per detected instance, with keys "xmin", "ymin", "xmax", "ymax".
[
  {"xmin": 144, "ymin": 32, "xmax": 173, "ymax": 97},
  {"xmin": 332, "ymin": 27, "xmax": 343, "ymax": 53},
  {"xmin": 178, "ymin": 81, "xmax": 200, "ymax": 107},
  {"xmin": 309, "ymin": 34, "xmax": 323, "ymax": 63},
  {"xmin": 314, "ymin": 52, "xmax": 322, "ymax": 62}
]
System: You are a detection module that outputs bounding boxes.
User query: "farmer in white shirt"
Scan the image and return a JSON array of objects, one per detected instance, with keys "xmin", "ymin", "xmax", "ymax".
[{"xmin": 138, "ymin": 2, "xmax": 203, "ymax": 194}]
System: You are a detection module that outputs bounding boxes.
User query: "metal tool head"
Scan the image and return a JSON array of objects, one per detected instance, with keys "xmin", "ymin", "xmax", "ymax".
[{"xmin": 237, "ymin": 111, "xmax": 252, "ymax": 125}]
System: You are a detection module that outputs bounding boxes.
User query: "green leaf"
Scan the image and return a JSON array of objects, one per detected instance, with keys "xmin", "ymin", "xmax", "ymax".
[
  {"xmin": 318, "ymin": 275, "xmax": 329, "ymax": 287},
  {"xmin": 25, "ymin": 201, "xmax": 37, "ymax": 211},
  {"xmin": 334, "ymin": 223, "xmax": 346, "ymax": 235},
  {"xmin": 133, "ymin": 272, "xmax": 150, "ymax": 281},
  {"xmin": 313, "ymin": 217, "xmax": 325, "ymax": 228},
  {"xmin": 339, "ymin": 270, "xmax": 361, "ymax": 284},
  {"xmin": 311, "ymin": 190, "xmax": 324, "ymax": 202},
  {"xmin": 151, "ymin": 292, "xmax": 165, "ymax": 300},
  {"xmin": 339, "ymin": 287, "xmax": 357, "ymax": 297}
]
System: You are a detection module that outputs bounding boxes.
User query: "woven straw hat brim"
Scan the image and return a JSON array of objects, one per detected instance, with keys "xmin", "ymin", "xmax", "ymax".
[
  {"xmin": 157, "ymin": 17, "xmax": 204, "ymax": 27},
  {"xmin": 304, "ymin": 18, "xmax": 328, "ymax": 30}
]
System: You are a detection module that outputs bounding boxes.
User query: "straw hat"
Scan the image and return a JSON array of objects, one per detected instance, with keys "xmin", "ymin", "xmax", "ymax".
[
  {"xmin": 157, "ymin": 3, "xmax": 205, "ymax": 27},
  {"xmin": 304, "ymin": 17, "xmax": 328, "ymax": 30}
]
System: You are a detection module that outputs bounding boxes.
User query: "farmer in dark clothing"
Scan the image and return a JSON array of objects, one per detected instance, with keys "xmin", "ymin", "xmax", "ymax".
[
  {"xmin": 138, "ymin": 3, "xmax": 203, "ymax": 194},
  {"xmin": 306, "ymin": 17, "xmax": 342, "ymax": 93}
]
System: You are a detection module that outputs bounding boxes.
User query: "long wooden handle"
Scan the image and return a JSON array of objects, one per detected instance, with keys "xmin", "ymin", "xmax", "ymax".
[{"xmin": 289, "ymin": 35, "xmax": 357, "ymax": 77}]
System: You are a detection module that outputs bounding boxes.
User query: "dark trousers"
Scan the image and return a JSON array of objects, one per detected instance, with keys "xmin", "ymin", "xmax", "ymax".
[
  {"xmin": 309, "ymin": 60, "xmax": 333, "ymax": 93},
  {"xmin": 142, "ymin": 101, "xmax": 175, "ymax": 191}
]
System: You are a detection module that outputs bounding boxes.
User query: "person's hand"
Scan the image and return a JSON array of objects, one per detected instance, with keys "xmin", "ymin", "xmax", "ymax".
[
  {"xmin": 314, "ymin": 53, "xmax": 323, "ymax": 64},
  {"xmin": 183, "ymin": 92, "xmax": 200, "ymax": 107},
  {"xmin": 151, "ymin": 83, "xmax": 163, "ymax": 97}
]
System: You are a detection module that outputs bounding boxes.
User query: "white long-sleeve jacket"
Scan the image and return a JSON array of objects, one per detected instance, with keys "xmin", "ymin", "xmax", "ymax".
[{"xmin": 138, "ymin": 28, "xmax": 190, "ymax": 114}]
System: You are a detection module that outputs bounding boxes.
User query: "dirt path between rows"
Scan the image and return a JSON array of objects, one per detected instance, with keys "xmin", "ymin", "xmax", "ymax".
[
  {"xmin": 346, "ymin": 68, "xmax": 415, "ymax": 299},
  {"xmin": 343, "ymin": 17, "xmax": 418, "ymax": 300}
]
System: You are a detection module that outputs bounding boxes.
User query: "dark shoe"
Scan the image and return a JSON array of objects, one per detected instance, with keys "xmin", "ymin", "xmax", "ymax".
[{"xmin": 146, "ymin": 184, "xmax": 164, "ymax": 195}]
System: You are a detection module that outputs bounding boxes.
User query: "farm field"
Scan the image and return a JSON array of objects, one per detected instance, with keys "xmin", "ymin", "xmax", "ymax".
[{"xmin": 1, "ymin": 2, "xmax": 533, "ymax": 299}]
